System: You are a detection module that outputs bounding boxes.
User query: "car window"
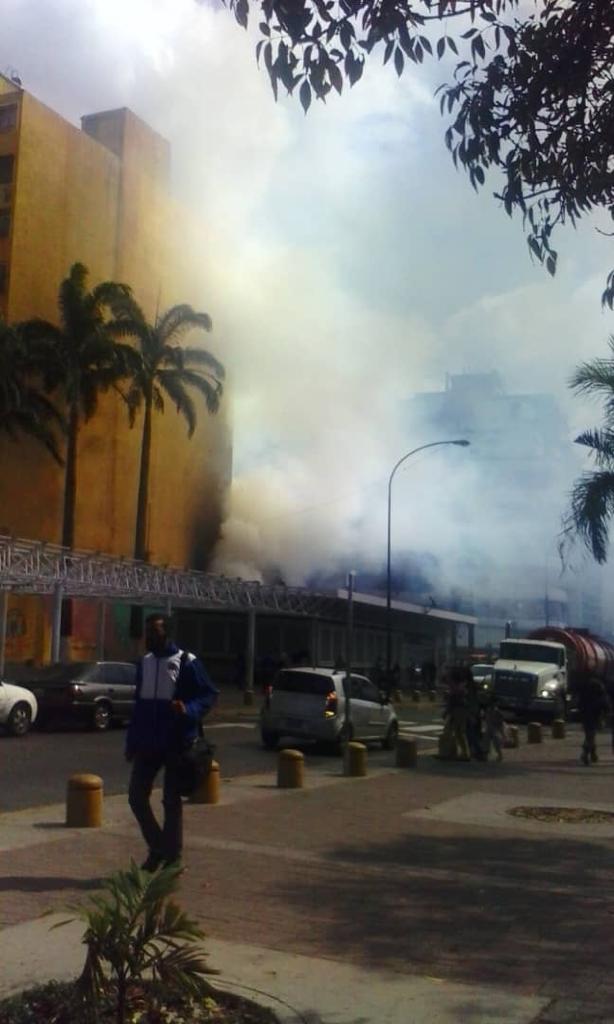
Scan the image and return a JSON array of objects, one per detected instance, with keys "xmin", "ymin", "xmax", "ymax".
[
  {"xmin": 273, "ymin": 671, "xmax": 333, "ymax": 695},
  {"xmin": 82, "ymin": 664, "xmax": 104, "ymax": 683},
  {"xmin": 118, "ymin": 664, "xmax": 137, "ymax": 685},
  {"xmin": 354, "ymin": 677, "xmax": 380, "ymax": 703}
]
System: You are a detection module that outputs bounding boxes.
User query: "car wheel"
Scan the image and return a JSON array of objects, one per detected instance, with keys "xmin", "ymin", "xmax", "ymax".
[
  {"xmin": 7, "ymin": 702, "xmax": 32, "ymax": 737},
  {"xmin": 261, "ymin": 729, "xmax": 279, "ymax": 750},
  {"xmin": 381, "ymin": 720, "xmax": 399, "ymax": 750},
  {"xmin": 92, "ymin": 702, "xmax": 112, "ymax": 732}
]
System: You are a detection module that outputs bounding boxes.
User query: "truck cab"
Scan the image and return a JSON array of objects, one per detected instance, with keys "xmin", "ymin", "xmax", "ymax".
[{"xmin": 493, "ymin": 639, "xmax": 567, "ymax": 721}]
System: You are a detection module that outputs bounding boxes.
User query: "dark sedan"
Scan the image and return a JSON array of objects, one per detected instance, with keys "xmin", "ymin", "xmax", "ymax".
[{"xmin": 24, "ymin": 661, "xmax": 137, "ymax": 731}]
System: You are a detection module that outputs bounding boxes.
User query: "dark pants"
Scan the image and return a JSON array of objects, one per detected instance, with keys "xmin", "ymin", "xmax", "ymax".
[
  {"xmin": 581, "ymin": 722, "xmax": 598, "ymax": 763},
  {"xmin": 128, "ymin": 751, "xmax": 183, "ymax": 862}
]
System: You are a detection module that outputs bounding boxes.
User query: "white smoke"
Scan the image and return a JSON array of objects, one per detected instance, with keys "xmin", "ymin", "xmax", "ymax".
[{"xmin": 3, "ymin": 0, "xmax": 614, "ymax": 606}]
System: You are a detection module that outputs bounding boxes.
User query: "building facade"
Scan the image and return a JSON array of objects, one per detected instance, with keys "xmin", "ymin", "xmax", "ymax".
[{"xmin": 0, "ymin": 77, "xmax": 231, "ymax": 662}]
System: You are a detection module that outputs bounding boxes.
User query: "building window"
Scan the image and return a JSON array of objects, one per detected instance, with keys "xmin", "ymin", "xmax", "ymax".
[
  {"xmin": 0, "ymin": 155, "xmax": 14, "ymax": 185},
  {"xmin": 0, "ymin": 105, "xmax": 17, "ymax": 133},
  {"xmin": 0, "ymin": 262, "xmax": 7, "ymax": 293},
  {"xmin": 0, "ymin": 211, "xmax": 10, "ymax": 238}
]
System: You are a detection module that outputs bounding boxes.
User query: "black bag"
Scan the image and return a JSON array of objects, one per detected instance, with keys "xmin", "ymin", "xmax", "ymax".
[
  {"xmin": 177, "ymin": 732, "xmax": 216, "ymax": 797},
  {"xmin": 174, "ymin": 650, "xmax": 216, "ymax": 797}
]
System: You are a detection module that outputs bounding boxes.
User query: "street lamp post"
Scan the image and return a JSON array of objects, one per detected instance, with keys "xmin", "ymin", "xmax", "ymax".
[{"xmin": 385, "ymin": 439, "xmax": 470, "ymax": 684}]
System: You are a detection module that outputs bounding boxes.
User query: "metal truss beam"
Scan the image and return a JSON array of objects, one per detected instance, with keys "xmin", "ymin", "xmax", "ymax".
[{"xmin": 0, "ymin": 535, "xmax": 334, "ymax": 616}]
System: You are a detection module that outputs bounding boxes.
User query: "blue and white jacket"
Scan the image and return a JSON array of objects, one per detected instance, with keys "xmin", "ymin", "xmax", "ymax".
[{"xmin": 126, "ymin": 642, "xmax": 219, "ymax": 756}]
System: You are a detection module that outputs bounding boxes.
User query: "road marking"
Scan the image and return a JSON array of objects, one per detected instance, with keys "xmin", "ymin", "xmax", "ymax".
[
  {"xmin": 208, "ymin": 722, "xmax": 257, "ymax": 730},
  {"xmin": 400, "ymin": 724, "xmax": 443, "ymax": 735}
]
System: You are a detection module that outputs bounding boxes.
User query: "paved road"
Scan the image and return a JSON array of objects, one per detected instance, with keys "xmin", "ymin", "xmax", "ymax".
[{"xmin": 0, "ymin": 708, "xmax": 445, "ymax": 812}]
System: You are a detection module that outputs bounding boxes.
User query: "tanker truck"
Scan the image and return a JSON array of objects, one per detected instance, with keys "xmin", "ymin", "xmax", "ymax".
[{"xmin": 491, "ymin": 628, "xmax": 614, "ymax": 722}]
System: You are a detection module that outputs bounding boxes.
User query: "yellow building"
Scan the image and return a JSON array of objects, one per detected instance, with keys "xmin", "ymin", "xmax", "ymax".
[{"xmin": 0, "ymin": 75, "xmax": 231, "ymax": 661}]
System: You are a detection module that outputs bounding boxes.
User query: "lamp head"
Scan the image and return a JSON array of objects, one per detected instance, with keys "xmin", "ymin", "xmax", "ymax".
[{"xmin": 452, "ymin": 439, "xmax": 470, "ymax": 447}]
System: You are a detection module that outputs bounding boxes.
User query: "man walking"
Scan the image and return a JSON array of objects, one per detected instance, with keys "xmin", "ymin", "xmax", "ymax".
[
  {"xmin": 577, "ymin": 674, "xmax": 609, "ymax": 766},
  {"xmin": 127, "ymin": 614, "xmax": 218, "ymax": 871}
]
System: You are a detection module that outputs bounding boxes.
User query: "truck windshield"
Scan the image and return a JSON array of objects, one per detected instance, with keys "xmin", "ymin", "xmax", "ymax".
[{"xmin": 499, "ymin": 643, "xmax": 561, "ymax": 664}]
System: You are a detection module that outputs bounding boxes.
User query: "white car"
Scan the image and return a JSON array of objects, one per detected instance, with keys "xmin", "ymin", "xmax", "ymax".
[
  {"xmin": 0, "ymin": 680, "xmax": 38, "ymax": 736},
  {"xmin": 260, "ymin": 667, "xmax": 399, "ymax": 751}
]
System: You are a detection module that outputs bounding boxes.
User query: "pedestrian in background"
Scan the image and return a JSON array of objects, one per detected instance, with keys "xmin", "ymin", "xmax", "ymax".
[
  {"xmin": 126, "ymin": 614, "xmax": 218, "ymax": 871},
  {"xmin": 443, "ymin": 666, "xmax": 470, "ymax": 761},
  {"xmin": 484, "ymin": 693, "xmax": 505, "ymax": 762},
  {"xmin": 577, "ymin": 674, "xmax": 609, "ymax": 766}
]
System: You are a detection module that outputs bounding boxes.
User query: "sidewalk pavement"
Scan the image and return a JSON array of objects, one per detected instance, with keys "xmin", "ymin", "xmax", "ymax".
[{"xmin": 2, "ymin": 723, "xmax": 614, "ymax": 1023}]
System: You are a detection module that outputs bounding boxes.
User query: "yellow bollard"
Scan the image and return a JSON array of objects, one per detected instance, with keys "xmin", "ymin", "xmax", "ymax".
[
  {"xmin": 396, "ymin": 736, "xmax": 418, "ymax": 768},
  {"xmin": 277, "ymin": 749, "xmax": 304, "ymax": 789},
  {"xmin": 507, "ymin": 724, "xmax": 520, "ymax": 749},
  {"xmin": 344, "ymin": 741, "xmax": 367, "ymax": 777},
  {"xmin": 552, "ymin": 719, "xmax": 566, "ymax": 739},
  {"xmin": 527, "ymin": 721, "xmax": 543, "ymax": 744},
  {"xmin": 66, "ymin": 773, "xmax": 103, "ymax": 828},
  {"xmin": 190, "ymin": 760, "xmax": 220, "ymax": 805}
]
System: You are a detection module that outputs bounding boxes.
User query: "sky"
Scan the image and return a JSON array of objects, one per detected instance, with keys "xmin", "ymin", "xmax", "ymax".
[{"xmin": 3, "ymin": 0, "xmax": 614, "ymax": 610}]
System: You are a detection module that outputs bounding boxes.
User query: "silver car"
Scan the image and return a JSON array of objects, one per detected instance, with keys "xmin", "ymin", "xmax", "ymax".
[{"xmin": 260, "ymin": 667, "xmax": 399, "ymax": 751}]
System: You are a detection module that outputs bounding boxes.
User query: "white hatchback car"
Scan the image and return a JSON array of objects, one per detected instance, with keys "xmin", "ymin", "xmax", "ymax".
[
  {"xmin": 0, "ymin": 680, "xmax": 38, "ymax": 736},
  {"xmin": 260, "ymin": 667, "xmax": 399, "ymax": 751}
]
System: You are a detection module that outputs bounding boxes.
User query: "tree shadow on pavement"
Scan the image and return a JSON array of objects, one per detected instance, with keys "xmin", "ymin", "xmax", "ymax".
[
  {"xmin": 277, "ymin": 828, "xmax": 614, "ymax": 1002},
  {"xmin": 0, "ymin": 875, "xmax": 102, "ymax": 891}
]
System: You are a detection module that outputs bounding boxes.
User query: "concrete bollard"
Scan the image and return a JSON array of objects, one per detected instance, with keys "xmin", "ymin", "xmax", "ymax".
[
  {"xmin": 552, "ymin": 718, "xmax": 566, "ymax": 740},
  {"xmin": 527, "ymin": 721, "xmax": 543, "ymax": 744},
  {"xmin": 243, "ymin": 690, "xmax": 254, "ymax": 706},
  {"xmin": 428, "ymin": 690, "xmax": 437, "ymax": 703},
  {"xmin": 393, "ymin": 690, "xmax": 403, "ymax": 704},
  {"xmin": 190, "ymin": 760, "xmax": 220, "ymax": 805},
  {"xmin": 506, "ymin": 724, "xmax": 520, "ymax": 749},
  {"xmin": 344, "ymin": 741, "xmax": 368, "ymax": 777},
  {"xmin": 396, "ymin": 735, "xmax": 418, "ymax": 768},
  {"xmin": 66, "ymin": 773, "xmax": 103, "ymax": 828},
  {"xmin": 411, "ymin": 690, "xmax": 421, "ymax": 703},
  {"xmin": 277, "ymin": 749, "xmax": 304, "ymax": 789}
]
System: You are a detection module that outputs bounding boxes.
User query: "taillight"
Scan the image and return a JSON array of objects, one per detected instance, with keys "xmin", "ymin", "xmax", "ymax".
[{"xmin": 324, "ymin": 691, "xmax": 337, "ymax": 717}]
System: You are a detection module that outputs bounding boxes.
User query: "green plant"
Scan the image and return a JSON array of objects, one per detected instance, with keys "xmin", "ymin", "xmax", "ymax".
[{"xmin": 55, "ymin": 861, "xmax": 215, "ymax": 1024}]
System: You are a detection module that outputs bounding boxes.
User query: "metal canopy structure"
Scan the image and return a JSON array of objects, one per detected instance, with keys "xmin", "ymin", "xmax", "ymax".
[{"xmin": 0, "ymin": 534, "xmax": 334, "ymax": 615}]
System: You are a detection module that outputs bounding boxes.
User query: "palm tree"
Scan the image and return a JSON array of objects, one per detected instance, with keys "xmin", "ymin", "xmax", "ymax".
[
  {"xmin": 19, "ymin": 263, "xmax": 135, "ymax": 548},
  {"xmin": 0, "ymin": 319, "xmax": 64, "ymax": 463},
  {"xmin": 110, "ymin": 300, "xmax": 225, "ymax": 561},
  {"xmin": 566, "ymin": 338, "xmax": 614, "ymax": 563}
]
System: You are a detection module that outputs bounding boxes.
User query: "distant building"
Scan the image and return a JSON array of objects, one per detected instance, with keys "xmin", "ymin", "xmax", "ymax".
[
  {"xmin": 404, "ymin": 372, "xmax": 604, "ymax": 646},
  {"xmin": 0, "ymin": 76, "xmax": 231, "ymax": 662}
]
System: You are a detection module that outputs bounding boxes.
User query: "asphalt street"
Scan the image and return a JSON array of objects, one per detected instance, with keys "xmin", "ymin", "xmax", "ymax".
[{"xmin": 1, "ymin": 707, "xmax": 446, "ymax": 812}]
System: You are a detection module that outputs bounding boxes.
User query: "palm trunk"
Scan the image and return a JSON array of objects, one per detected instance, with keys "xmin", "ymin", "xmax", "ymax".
[
  {"xmin": 134, "ymin": 393, "xmax": 152, "ymax": 562},
  {"xmin": 62, "ymin": 402, "xmax": 79, "ymax": 549}
]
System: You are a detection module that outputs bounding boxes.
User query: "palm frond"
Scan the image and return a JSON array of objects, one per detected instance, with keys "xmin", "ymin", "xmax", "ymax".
[
  {"xmin": 179, "ymin": 367, "xmax": 222, "ymax": 414},
  {"xmin": 157, "ymin": 369, "xmax": 196, "ymax": 435},
  {"xmin": 565, "ymin": 470, "xmax": 614, "ymax": 563},
  {"xmin": 575, "ymin": 428, "xmax": 614, "ymax": 468},
  {"xmin": 180, "ymin": 345, "xmax": 226, "ymax": 380},
  {"xmin": 156, "ymin": 305, "xmax": 212, "ymax": 345}
]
